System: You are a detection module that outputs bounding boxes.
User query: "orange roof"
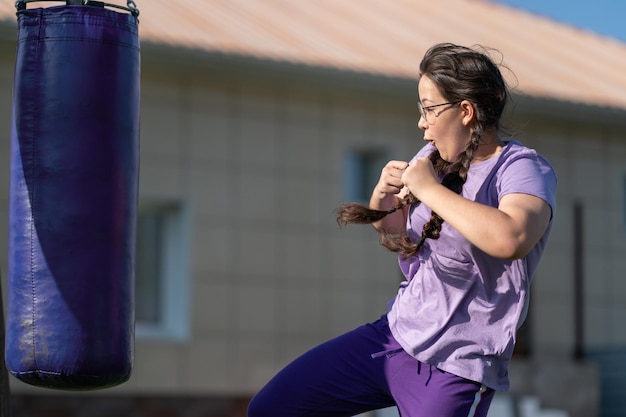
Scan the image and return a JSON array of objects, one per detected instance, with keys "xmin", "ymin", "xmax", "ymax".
[{"xmin": 2, "ymin": 0, "xmax": 626, "ymax": 109}]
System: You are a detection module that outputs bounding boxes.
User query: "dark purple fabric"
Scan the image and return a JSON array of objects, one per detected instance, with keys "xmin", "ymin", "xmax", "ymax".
[
  {"xmin": 6, "ymin": 5, "xmax": 140, "ymax": 390},
  {"xmin": 248, "ymin": 316, "xmax": 495, "ymax": 417}
]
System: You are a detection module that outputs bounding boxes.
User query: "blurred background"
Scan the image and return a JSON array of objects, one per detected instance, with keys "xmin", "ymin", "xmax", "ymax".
[{"xmin": 0, "ymin": 1, "xmax": 625, "ymax": 416}]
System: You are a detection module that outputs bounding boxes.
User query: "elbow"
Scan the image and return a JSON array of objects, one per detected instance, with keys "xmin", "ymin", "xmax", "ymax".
[
  {"xmin": 490, "ymin": 237, "xmax": 532, "ymax": 261},
  {"xmin": 500, "ymin": 249, "xmax": 527, "ymax": 261}
]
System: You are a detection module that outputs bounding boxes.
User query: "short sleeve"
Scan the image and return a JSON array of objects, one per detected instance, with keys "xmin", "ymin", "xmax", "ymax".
[{"xmin": 496, "ymin": 152, "xmax": 557, "ymax": 216}]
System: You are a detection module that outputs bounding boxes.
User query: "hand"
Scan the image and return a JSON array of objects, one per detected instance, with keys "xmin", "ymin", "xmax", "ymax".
[
  {"xmin": 373, "ymin": 160, "xmax": 409, "ymax": 199},
  {"xmin": 400, "ymin": 157, "xmax": 439, "ymax": 200}
]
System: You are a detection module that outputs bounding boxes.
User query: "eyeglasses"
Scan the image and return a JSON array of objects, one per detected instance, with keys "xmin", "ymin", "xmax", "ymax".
[{"xmin": 418, "ymin": 101, "xmax": 461, "ymax": 125}]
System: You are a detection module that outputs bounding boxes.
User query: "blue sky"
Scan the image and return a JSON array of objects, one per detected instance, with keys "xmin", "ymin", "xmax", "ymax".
[{"xmin": 494, "ymin": 0, "xmax": 626, "ymax": 43}]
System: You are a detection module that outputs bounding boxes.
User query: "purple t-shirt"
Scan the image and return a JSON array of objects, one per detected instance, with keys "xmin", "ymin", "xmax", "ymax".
[{"xmin": 387, "ymin": 140, "xmax": 557, "ymax": 391}]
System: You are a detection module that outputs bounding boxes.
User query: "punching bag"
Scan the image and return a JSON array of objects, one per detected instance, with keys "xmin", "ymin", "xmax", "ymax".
[{"xmin": 6, "ymin": 1, "xmax": 140, "ymax": 390}]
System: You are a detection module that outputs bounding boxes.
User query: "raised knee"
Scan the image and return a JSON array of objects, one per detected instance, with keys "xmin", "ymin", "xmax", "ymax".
[{"xmin": 247, "ymin": 393, "xmax": 274, "ymax": 417}]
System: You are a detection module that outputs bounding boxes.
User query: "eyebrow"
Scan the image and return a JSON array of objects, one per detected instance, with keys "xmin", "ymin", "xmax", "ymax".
[{"xmin": 418, "ymin": 99, "xmax": 436, "ymax": 106}]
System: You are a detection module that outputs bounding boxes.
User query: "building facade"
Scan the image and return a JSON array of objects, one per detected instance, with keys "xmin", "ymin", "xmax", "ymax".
[{"xmin": 1, "ymin": 2, "xmax": 626, "ymax": 417}]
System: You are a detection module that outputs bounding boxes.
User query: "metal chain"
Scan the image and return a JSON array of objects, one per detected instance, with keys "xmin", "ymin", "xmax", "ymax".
[{"xmin": 126, "ymin": 0, "xmax": 139, "ymax": 16}]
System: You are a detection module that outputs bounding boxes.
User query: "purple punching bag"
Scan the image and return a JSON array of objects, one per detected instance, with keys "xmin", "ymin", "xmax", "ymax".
[{"xmin": 6, "ymin": 1, "xmax": 140, "ymax": 390}]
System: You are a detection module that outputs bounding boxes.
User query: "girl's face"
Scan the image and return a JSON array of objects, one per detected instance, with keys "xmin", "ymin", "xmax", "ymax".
[{"xmin": 417, "ymin": 76, "xmax": 472, "ymax": 162}]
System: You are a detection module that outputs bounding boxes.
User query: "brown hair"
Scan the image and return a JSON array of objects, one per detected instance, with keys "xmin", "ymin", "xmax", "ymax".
[{"xmin": 336, "ymin": 43, "xmax": 509, "ymax": 257}]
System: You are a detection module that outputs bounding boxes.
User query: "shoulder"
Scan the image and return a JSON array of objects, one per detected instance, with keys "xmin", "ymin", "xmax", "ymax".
[
  {"xmin": 495, "ymin": 140, "xmax": 557, "ymax": 207},
  {"xmin": 497, "ymin": 140, "xmax": 556, "ymax": 179},
  {"xmin": 500, "ymin": 140, "xmax": 552, "ymax": 165}
]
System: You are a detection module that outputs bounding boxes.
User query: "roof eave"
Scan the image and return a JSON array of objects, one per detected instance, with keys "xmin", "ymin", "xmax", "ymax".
[
  {"xmin": 143, "ymin": 43, "xmax": 626, "ymax": 125},
  {"xmin": 2, "ymin": 18, "xmax": 626, "ymax": 125},
  {"xmin": 513, "ymin": 94, "xmax": 626, "ymax": 129},
  {"xmin": 140, "ymin": 41, "xmax": 416, "ymax": 101}
]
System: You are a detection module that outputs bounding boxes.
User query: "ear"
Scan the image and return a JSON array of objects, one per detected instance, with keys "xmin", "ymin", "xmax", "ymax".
[{"xmin": 460, "ymin": 100, "xmax": 475, "ymax": 126}]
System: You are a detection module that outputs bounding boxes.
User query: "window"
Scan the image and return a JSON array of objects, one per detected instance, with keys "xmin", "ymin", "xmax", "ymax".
[
  {"xmin": 134, "ymin": 200, "xmax": 189, "ymax": 341},
  {"xmin": 345, "ymin": 148, "xmax": 388, "ymax": 202}
]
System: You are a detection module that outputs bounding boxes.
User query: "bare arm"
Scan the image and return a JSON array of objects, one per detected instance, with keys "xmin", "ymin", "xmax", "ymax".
[
  {"xmin": 401, "ymin": 157, "xmax": 552, "ymax": 260},
  {"xmin": 369, "ymin": 160, "xmax": 410, "ymax": 234}
]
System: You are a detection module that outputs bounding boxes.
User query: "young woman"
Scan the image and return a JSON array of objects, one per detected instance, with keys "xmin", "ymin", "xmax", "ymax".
[{"xmin": 247, "ymin": 43, "xmax": 557, "ymax": 417}]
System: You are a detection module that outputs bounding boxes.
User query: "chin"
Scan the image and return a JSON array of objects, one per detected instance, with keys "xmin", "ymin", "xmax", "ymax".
[
  {"xmin": 429, "ymin": 142, "xmax": 454, "ymax": 162},
  {"xmin": 438, "ymin": 152, "xmax": 454, "ymax": 162}
]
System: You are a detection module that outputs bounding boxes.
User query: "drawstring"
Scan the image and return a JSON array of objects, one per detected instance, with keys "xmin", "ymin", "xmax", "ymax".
[
  {"xmin": 417, "ymin": 361, "xmax": 433, "ymax": 386},
  {"xmin": 372, "ymin": 348, "xmax": 436, "ymax": 387},
  {"xmin": 426, "ymin": 365, "xmax": 433, "ymax": 386}
]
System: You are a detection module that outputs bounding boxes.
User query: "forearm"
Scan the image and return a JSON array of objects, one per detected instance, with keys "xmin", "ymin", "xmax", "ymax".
[
  {"xmin": 369, "ymin": 188, "xmax": 407, "ymax": 234},
  {"xmin": 367, "ymin": 159, "xmax": 411, "ymax": 234}
]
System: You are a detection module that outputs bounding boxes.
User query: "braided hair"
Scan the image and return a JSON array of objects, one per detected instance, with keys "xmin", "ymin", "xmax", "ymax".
[{"xmin": 335, "ymin": 43, "xmax": 509, "ymax": 257}]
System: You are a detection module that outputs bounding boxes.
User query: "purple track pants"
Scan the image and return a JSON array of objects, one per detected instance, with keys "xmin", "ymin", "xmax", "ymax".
[{"xmin": 247, "ymin": 316, "xmax": 494, "ymax": 417}]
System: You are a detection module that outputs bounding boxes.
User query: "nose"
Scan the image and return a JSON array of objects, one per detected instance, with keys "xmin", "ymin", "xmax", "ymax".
[{"xmin": 417, "ymin": 114, "xmax": 428, "ymax": 130}]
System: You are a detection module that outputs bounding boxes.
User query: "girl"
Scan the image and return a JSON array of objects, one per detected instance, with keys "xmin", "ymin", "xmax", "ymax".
[{"xmin": 248, "ymin": 43, "xmax": 557, "ymax": 417}]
